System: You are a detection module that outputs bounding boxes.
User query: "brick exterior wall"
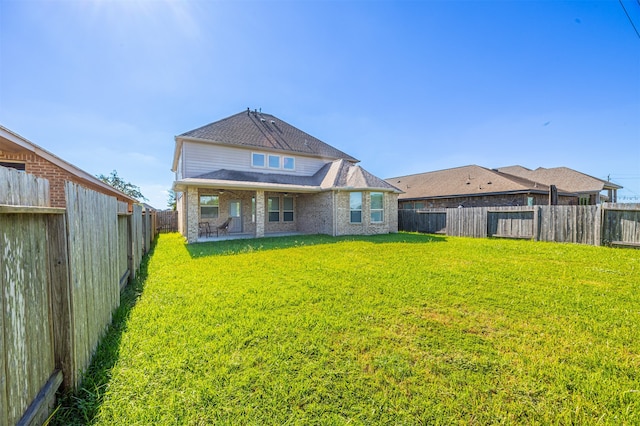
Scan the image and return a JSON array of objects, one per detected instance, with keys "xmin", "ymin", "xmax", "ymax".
[
  {"xmin": 0, "ymin": 150, "xmax": 133, "ymax": 208},
  {"xmin": 196, "ymin": 189, "xmax": 258, "ymax": 236},
  {"xmin": 176, "ymin": 191, "xmax": 186, "ymax": 236},
  {"xmin": 400, "ymin": 193, "xmax": 577, "ymax": 209},
  {"xmin": 297, "ymin": 192, "xmax": 334, "ymax": 235},
  {"xmin": 255, "ymin": 190, "xmax": 265, "ymax": 237},
  {"xmin": 334, "ymin": 191, "xmax": 398, "ymax": 236},
  {"xmin": 186, "ymin": 187, "xmax": 199, "ymax": 243},
  {"xmin": 181, "ymin": 187, "xmax": 399, "ymax": 242}
]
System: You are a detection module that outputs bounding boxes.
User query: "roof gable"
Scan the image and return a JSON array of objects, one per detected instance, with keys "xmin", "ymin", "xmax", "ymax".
[
  {"xmin": 177, "ymin": 110, "xmax": 358, "ymax": 162},
  {"xmin": 321, "ymin": 160, "xmax": 402, "ymax": 191}
]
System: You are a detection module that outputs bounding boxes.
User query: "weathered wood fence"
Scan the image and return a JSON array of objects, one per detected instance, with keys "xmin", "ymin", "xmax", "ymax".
[
  {"xmin": 156, "ymin": 210, "xmax": 178, "ymax": 233},
  {"xmin": 399, "ymin": 204, "xmax": 640, "ymax": 247},
  {"xmin": 0, "ymin": 167, "xmax": 155, "ymax": 426}
]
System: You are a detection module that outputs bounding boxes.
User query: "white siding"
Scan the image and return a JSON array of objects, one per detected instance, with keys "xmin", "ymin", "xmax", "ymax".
[{"xmin": 182, "ymin": 141, "xmax": 332, "ymax": 178}]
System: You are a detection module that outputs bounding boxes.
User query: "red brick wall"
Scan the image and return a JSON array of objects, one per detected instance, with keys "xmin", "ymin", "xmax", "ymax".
[{"xmin": 1, "ymin": 150, "xmax": 131, "ymax": 208}]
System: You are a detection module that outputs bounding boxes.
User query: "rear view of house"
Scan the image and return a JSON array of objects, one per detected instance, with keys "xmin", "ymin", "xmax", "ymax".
[{"xmin": 172, "ymin": 109, "xmax": 401, "ymax": 243}]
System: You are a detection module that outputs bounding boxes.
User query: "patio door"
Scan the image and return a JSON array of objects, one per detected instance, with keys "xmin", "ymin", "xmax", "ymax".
[{"xmin": 229, "ymin": 200, "xmax": 242, "ymax": 233}]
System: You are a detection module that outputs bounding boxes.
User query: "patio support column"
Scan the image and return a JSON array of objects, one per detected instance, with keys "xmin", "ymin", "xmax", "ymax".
[
  {"xmin": 187, "ymin": 186, "xmax": 199, "ymax": 243},
  {"xmin": 255, "ymin": 189, "xmax": 265, "ymax": 238}
]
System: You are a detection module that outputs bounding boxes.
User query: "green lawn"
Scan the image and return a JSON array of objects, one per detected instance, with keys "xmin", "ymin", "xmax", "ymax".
[{"xmin": 54, "ymin": 233, "xmax": 640, "ymax": 425}]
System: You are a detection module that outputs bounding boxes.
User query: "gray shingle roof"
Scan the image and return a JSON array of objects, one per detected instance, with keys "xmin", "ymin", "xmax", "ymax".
[
  {"xmin": 179, "ymin": 110, "xmax": 358, "ymax": 162},
  {"xmin": 386, "ymin": 165, "xmax": 561, "ymax": 201},
  {"xmin": 496, "ymin": 166, "xmax": 622, "ymax": 192}
]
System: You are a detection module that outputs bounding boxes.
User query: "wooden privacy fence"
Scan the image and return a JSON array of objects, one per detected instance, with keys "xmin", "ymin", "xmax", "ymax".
[
  {"xmin": 157, "ymin": 210, "xmax": 178, "ymax": 233},
  {"xmin": 399, "ymin": 204, "xmax": 640, "ymax": 247},
  {"xmin": 0, "ymin": 167, "xmax": 155, "ymax": 426}
]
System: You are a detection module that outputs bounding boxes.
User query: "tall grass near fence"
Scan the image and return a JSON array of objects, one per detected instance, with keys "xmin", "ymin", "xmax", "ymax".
[{"xmin": 58, "ymin": 233, "xmax": 640, "ymax": 425}]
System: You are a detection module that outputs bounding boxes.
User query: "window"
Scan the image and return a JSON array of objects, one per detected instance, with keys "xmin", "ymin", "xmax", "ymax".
[
  {"xmin": 268, "ymin": 154, "xmax": 280, "ymax": 169},
  {"xmin": 251, "ymin": 197, "xmax": 256, "ymax": 222},
  {"xmin": 527, "ymin": 196, "xmax": 534, "ymax": 206},
  {"xmin": 370, "ymin": 192, "xmax": 384, "ymax": 222},
  {"xmin": 414, "ymin": 202, "xmax": 424, "ymax": 209},
  {"xmin": 579, "ymin": 195, "xmax": 590, "ymax": 205},
  {"xmin": 283, "ymin": 156, "xmax": 295, "ymax": 170},
  {"xmin": 268, "ymin": 197, "xmax": 280, "ymax": 222},
  {"xmin": 252, "ymin": 153, "xmax": 265, "ymax": 168},
  {"xmin": 0, "ymin": 161, "xmax": 26, "ymax": 171},
  {"xmin": 283, "ymin": 196, "xmax": 294, "ymax": 222},
  {"xmin": 252, "ymin": 152, "xmax": 296, "ymax": 171},
  {"xmin": 200, "ymin": 195, "xmax": 219, "ymax": 218},
  {"xmin": 350, "ymin": 192, "xmax": 362, "ymax": 223}
]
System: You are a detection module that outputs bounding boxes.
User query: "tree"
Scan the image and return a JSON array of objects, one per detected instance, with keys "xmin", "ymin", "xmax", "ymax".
[
  {"xmin": 97, "ymin": 170, "xmax": 147, "ymax": 201},
  {"xmin": 167, "ymin": 189, "xmax": 177, "ymax": 210}
]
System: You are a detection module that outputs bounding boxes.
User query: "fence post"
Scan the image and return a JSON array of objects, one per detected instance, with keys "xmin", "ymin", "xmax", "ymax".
[
  {"xmin": 127, "ymin": 214, "xmax": 134, "ymax": 281},
  {"xmin": 600, "ymin": 204, "xmax": 606, "ymax": 246}
]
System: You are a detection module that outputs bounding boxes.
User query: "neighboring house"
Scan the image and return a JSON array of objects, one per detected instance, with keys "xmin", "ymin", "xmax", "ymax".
[
  {"xmin": 0, "ymin": 125, "xmax": 137, "ymax": 208},
  {"xmin": 386, "ymin": 165, "xmax": 579, "ymax": 209},
  {"xmin": 172, "ymin": 109, "xmax": 401, "ymax": 243},
  {"xmin": 495, "ymin": 165, "xmax": 621, "ymax": 205}
]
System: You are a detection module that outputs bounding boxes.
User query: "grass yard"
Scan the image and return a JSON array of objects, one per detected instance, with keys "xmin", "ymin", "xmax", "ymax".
[{"xmin": 54, "ymin": 233, "xmax": 640, "ymax": 425}]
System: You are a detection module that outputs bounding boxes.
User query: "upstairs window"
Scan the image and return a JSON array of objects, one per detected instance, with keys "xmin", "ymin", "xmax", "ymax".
[
  {"xmin": 252, "ymin": 152, "xmax": 295, "ymax": 171},
  {"xmin": 200, "ymin": 195, "xmax": 219, "ymax": 218},
  {"xmin": 283, "ymin": 156, "xmax": 295, "ymax": 170},
  {"xmin": 350, "ymin": 192, "xmax": 362, "ymax": 223},
  {"xmin": 268, "ymin": 154, "xmax": 280, "ymax": 169},
  {"xmin": 252, "ymin": 153, "xmax": 266, "ymax": 168},
  {"xmin": 370, "ymin": 192, "xmax": 384, "ymax": 223}
]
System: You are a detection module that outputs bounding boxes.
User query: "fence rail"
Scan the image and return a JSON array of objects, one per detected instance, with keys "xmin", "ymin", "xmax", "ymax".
[
  {"xmin": 1, "ymin": 166, "xmax": 155, "ymax": 426},
  {"xmin": 399, "ymin": 204, "xmax": 640, "ymax": 247}
]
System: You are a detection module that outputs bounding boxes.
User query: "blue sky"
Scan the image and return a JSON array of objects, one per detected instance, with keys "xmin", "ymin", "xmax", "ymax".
[{"xmin": 1, "ymin": 0, "xmax": 639, "ymax": 208}]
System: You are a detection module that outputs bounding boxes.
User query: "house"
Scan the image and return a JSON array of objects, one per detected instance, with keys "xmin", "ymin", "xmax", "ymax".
[
  {"xmin": 0, "ymin": 125, "xmax": 137, "ymax": 208},
  {"xmin": 386, "ymin": 165, "xmax": 579, "ymax": 209},
  {"xmin": 171, "ymin": 109, "xmax": 401, "ymax": 243},
  {"xmin": 495, "ymin": 166, "xmax": 621, "ymax": 205}
]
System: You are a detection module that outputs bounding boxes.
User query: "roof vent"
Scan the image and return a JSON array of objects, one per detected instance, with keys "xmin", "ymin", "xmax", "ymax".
[
  {"xmin": 260, "ymin": 118, "xmax": 266, "ymax": 122},
  {"xmin": 270, "ymin": 120, "xmax": 275, "ymax": 124}
]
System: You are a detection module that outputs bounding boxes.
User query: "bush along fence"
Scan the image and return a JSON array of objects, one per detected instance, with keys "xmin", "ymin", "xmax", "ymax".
[
  {"xmin": 0, "ymin": 166, "xmax": 156, "ymax": 426},
  {"xmin": 398, "ymin": 204, "xmax": 640, "ymax": 247}
]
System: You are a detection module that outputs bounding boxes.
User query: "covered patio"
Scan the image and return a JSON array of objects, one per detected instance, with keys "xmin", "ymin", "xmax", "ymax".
[{"xmin": 196, "ymin": 231, "xmax": 303, "ymax": 243}]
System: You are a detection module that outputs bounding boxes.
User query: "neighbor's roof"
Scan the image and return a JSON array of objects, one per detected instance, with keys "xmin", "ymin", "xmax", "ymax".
[
  {"xmin": 173, "ymin": 159, "xmax": 402, "ymax": 193},
  {"xmin": 496, "ymin": 166, "xmax": 622, "ymax": 193},
  {"xmin": 0, "ymin": 125, "xmax": 137, "ymax": 204},
  {"xmin": 172, "ymin": 110, "xmax": 358, "ymax": 171},
  {"xmin": 385, "ymin": 165, "xmax": 569, "ymax": 201}
]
